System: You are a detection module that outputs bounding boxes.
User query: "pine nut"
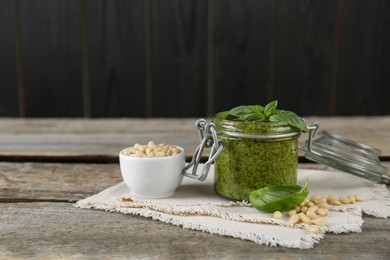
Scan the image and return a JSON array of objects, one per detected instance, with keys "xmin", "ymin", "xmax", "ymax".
[
  {"xmin": 328, "ymin": 199, "xmax": 342, "ymax": 206},
  {"xmin": 316, "ymin": 208, "xmax": 328, "ymax": 216},
  {"xmin": 305, "ymin": 201, "xmax": 315, "ymax": 207},
  {"xmin": 310, "ymin": 195, "xmax": 320, "ymax": 202},
  {"xmin": 139, "ymin": 145, "xmax": 147, "ymax": 152},
  {"xmin": 327, "ymin": 195, "xmax": 338, "ymax": 202},
  {"xmin": 288, "ymin": 209, "xmax": 296, "ymax": 216},
  {"xmin": 306, "ymin": 210, "xmax": 317, "ymax": 219},
  {"xmin": 306, "ymin": 225, "xmax": 321, "ymax": 234},
  {"xmin": 123, "ymin": 142, "xmax": 182, "ymax": 158},
  {"xmin": 316, "ymin": 202, "xmax": 328, "ymax": 209},
  {"xmin": 308, "ymin": 205, "xmax": 319, "ymax": 212},
  {"xmin": 299, "ymin": 213, "xmax": 306, "ymax": 221},
  {"xmin": 340, "ymin": 196, "xmax": 351, "ymax": 204},
  {"xmin": 354, "ymin": 195, "xmax": 365, "ymax": 202},
  {"xmin": 314, "ymin": 197, "xmax": 326, "ymax": 204},
  {"xmin": 273, "ymin": 211, "xmax": 283, "ymax": 219},
  {"xmin": 348, "ymin": 194, "xmax": 356, "ymax": 203},
  {"xmin": 300, "ymin": 206, "xmax": 308, "ymax": 213},
  {"xmin": 302, "ymin": 216, "xmax": 311, "ymax": 224},
  {"xmin": 289, "ymin": 214, "xmax": 300, "ymax": 224},
  {"xmin": 314, "ymin": 217, "xmax": 327, "ymax": 227}
]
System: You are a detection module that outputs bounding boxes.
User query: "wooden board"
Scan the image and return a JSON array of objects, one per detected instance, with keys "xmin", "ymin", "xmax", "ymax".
[
  {"xmin": 213, "ymin": 0, "xmax": 272, "ymax": 112},
  {"xmin": 150, "ymin": 0, "xmax": 208, "ymax": 117},
  {"xmin": 0, "ymin": 117, "xmax": 389, "ymax": 161},
  {"xmin": 19, "ymin": 0, "xmax": 83, "ymax": 117},
  {"xmin": 0, "ymin": 0, "xmax": 19, "ymax": 116},
  {"xmin": 1, "ymin": 161, "xmax": 388, "ymax": 203},
  {"xmin": 274, "ymin": 0, "xmax": 336, "ymax": 116},
  {"xmin": 1, "ymin": 161, "xmax": 389, "ymax": 258},
  {"xmin": 0, "ymin": 202, "xmax": 389, "ymax": 259},
  {"xmin": 336, "ymin": 0, "xmax": 390, "ymax": 115},
  {"xmin": 0, "ymin": 162, "xmax": 122, "ymax": 202},
  {"xmin": 87, "ymin": 0, "xmax": 146, "ymax": 117}
]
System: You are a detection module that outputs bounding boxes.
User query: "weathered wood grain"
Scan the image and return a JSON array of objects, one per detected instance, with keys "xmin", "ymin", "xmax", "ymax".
[
  {"xmin": 0, "ymin": 0, "xmax": 19, "ymax": 117},
  {"xmin": 0, "ymin": 162, "xmax": 122, "ymax": 202},
  {"xmin": 336, "ymin": 0, "xmax": 390, "ymax": 115},
  {"xmin": 19, "ymin": 0, "xmax": 83, "ymax": 117},
  {"xmin": 1, "ymin": 162, "xmax": 388, "ymax": 203},
  {"xmin": 275, "ymin": 0, "xmax": 337, "ymax": 116},
  {"xmin": 150, "ymin": 0, "xmax": 208, "ymax": 117},
  {"xmin": 0, "ymin": 202, "xmax": 389, "ymax": 259},
  {"xmin": 213, "ymin": 0, "xmax": 272, "ymax": 112},
  {"xmin": 0, "ymin": 161, "xmax": 389, "ymax": 258},
  {"xmin": 0, "ymin": 117, "xmax": 389, "ymax": 161},
  {"xmin": 87, "ymin": 0, "xmax": 146, "ymax": 117}
]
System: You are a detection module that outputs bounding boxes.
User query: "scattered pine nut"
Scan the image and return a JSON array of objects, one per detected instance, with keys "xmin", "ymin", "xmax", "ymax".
[
  {"xmin": 340, "ymin": 196, "xmax": 351, "ymax": 204},
  {"xmin": 316, "ymin": 208, "xmax": 328, "ymax": 217},
  {"xmin": 306, "ymin": 210, "xmax": 317, "ymax": 219},
  {"xmin": 314, "ymin": 217, "xmax": 327, "ymax": 227},
  {"xmin": 273, "ymin": 211, "xmax": 283, "ymax": 219},
  {"xmin": 305, "ymin": 201, "xmax": 315, "ymax": 207},
  {"xmin": 327, "ymin": 195, "xmax": 338, "ymax": 202},
  {"xmin": 288, "ymin": 209, "xmax": 297, "ymax": 216},
  {"xmin": 354, "ymin": 195, "xmax": 365, "ymax": 202},
  {"xmin": 264, "ymin": 193, "xmax": 365, "ymax": 228},
  {"xmin": 316, "ymin": 202, "xmax": 328, "ymax": 209},
  {"xmin": 289, "ymin": 214, "xmax": 300, "ymax": 224},
  {"xmin": 310, "ymin": 195, "xmax": 320, "ymax": 202},
  {"xmin": 306, "ymin": 225, "xmax": 321, "ymax": 234},
  {"xmin": 348, "ymin": 194, "xmax": 356, "ymax": 203},
  {"xmin": 300, "ymin": 206, "xmax": 308, "ymax": 213},
  {"xmin": 328, "ymin": 199, "xmax": 342, "ymax": 206}
]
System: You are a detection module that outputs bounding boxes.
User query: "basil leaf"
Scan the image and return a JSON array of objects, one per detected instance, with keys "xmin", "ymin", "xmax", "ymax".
[
  {"xmin": 264, "ymin": 100, "xmax": 278, "ymax": 118},
  {"xmin": 249, "ymin": 181, "xmax": 309, "ymax": 213},
  {"xmin": 269, "ymin": 110, "xmax": 308, "ymax": 133},
  {"xmin": 225, "ymin": 101, "xmax": 307, "ymax": 132},
  {"xmin": 227, "ymin": 105, "xmax": 264, "ymax": 122}
]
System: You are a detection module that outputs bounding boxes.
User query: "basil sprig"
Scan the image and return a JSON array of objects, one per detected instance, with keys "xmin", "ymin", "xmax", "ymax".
[
  {"xmin": 226, "ymin": 100, "xmax": 308, "ymax": 132},
  {"xmin": 249, "ymin": 181, "xmax": 309, "ymax": 213}
]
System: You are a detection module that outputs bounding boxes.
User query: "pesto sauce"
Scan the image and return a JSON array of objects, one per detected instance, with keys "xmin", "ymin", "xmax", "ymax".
[{"xmin": 213, "ymin": 112, "xmax": 300, "ymax": 201}]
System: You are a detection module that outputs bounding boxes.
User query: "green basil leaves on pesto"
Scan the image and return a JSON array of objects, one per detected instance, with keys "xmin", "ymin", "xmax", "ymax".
[
  {"xmin": 212, "ymin": 101, "xmax": 305, "ymax": 201},
  {"xmin": 226, "ymin": 100, "xmax": 308, "ymax": 133},
  {"xmin": 249, "ymin": 181, "xmax": 309, "ymax": 213}
]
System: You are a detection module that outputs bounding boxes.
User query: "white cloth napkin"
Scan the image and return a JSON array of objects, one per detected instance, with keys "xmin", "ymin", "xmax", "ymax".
[{"xmin": 75, "ymin": 167, "xmax": 390, "ymax": 249}]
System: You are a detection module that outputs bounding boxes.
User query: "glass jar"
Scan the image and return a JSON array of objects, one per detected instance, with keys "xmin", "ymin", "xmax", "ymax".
[{"xmin": 212, "ymin": 112, "xmax": 301, "ymax": 201}]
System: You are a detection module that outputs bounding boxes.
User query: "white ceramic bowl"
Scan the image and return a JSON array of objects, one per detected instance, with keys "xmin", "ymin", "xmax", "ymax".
[{"xmin": 119, "ymin": 146, "xmax": 185, "ymax": 199}]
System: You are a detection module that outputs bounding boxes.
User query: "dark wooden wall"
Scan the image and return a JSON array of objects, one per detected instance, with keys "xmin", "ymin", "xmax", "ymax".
[{"xmin": 0, "ymin": 0, "xmax": 389, "ymax": 118}]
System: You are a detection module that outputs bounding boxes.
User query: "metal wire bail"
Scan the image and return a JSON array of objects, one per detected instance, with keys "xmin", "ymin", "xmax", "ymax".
[{"xmin": 182, "ymin": 119, "xmax": 226, "ymax": 181}]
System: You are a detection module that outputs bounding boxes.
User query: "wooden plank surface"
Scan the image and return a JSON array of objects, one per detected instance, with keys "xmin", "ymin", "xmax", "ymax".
[
  {"xmin": 213, "ymin": 0, "xmax": 272, "ymax": 112},
  {"xmin": 336, "ymin": 0, "xmax": 390, "ymax": 115},
  {"xmin": 19, "ymin": 0, "xmax": 83, "ymax": 117},
  {"xmin": 0, "ymin": 162, "xmax": 122, "ymax": 202},
  {"xmin": 87, "ymin": 0, "xmax": 146, "ymax": 117},
  {"xmin": 0, "ymin": 117, "xmax": 389, "ymax": 161},
  {"xmin": 0, "ymin": 162, "xmax": 389, "ymax": 258},
  {"xmin": 150, "ymin": 0, "xmax": 208, "ymax": 117},
  {"xmin": 0, "ymin": 202, "xmax": 388, "ymax": 259},
  {"xmin": 0, "ymin": 0, "xmax": 19, "ymax": 117},
  {"xmin": 275, "ymin": 0, "xmax": 336, "ymax": 116}
]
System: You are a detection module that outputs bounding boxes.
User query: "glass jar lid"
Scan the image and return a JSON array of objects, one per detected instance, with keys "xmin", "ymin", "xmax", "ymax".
[{"xmin": 303, "ymin": 123, "xmax": 389, "ymax": 184}]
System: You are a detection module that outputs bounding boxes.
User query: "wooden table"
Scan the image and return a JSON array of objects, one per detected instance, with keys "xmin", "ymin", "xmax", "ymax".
[{"xmin": 1, "ymin": 117, "xmax": 389, "ymax": 259}]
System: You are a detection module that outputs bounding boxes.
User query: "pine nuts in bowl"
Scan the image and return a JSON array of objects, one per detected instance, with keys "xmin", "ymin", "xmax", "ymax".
[{"xmin": 119, "ymin": 141, "xmax": 185, "ymax": 199}]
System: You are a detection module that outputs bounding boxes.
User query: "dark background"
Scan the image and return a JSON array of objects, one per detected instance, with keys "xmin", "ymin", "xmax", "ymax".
[{"xmin": 0, "ymin": 0, "xmax": 389, "ymax": 118}]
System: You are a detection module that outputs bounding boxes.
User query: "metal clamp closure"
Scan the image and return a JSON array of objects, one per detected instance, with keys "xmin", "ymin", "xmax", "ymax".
[
  {"xmin": 306, "ymin": 122, "xmax": 320, "ymax": 156},
  {"xmin": 182, "ymin": 119, "xmax": 226, "ymax": 181}
]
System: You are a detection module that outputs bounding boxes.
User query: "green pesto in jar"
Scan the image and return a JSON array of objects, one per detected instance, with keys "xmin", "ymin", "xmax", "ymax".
[{"xmin": 212, "ymin": 112, "xmax": 301, "ymax": 201}]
